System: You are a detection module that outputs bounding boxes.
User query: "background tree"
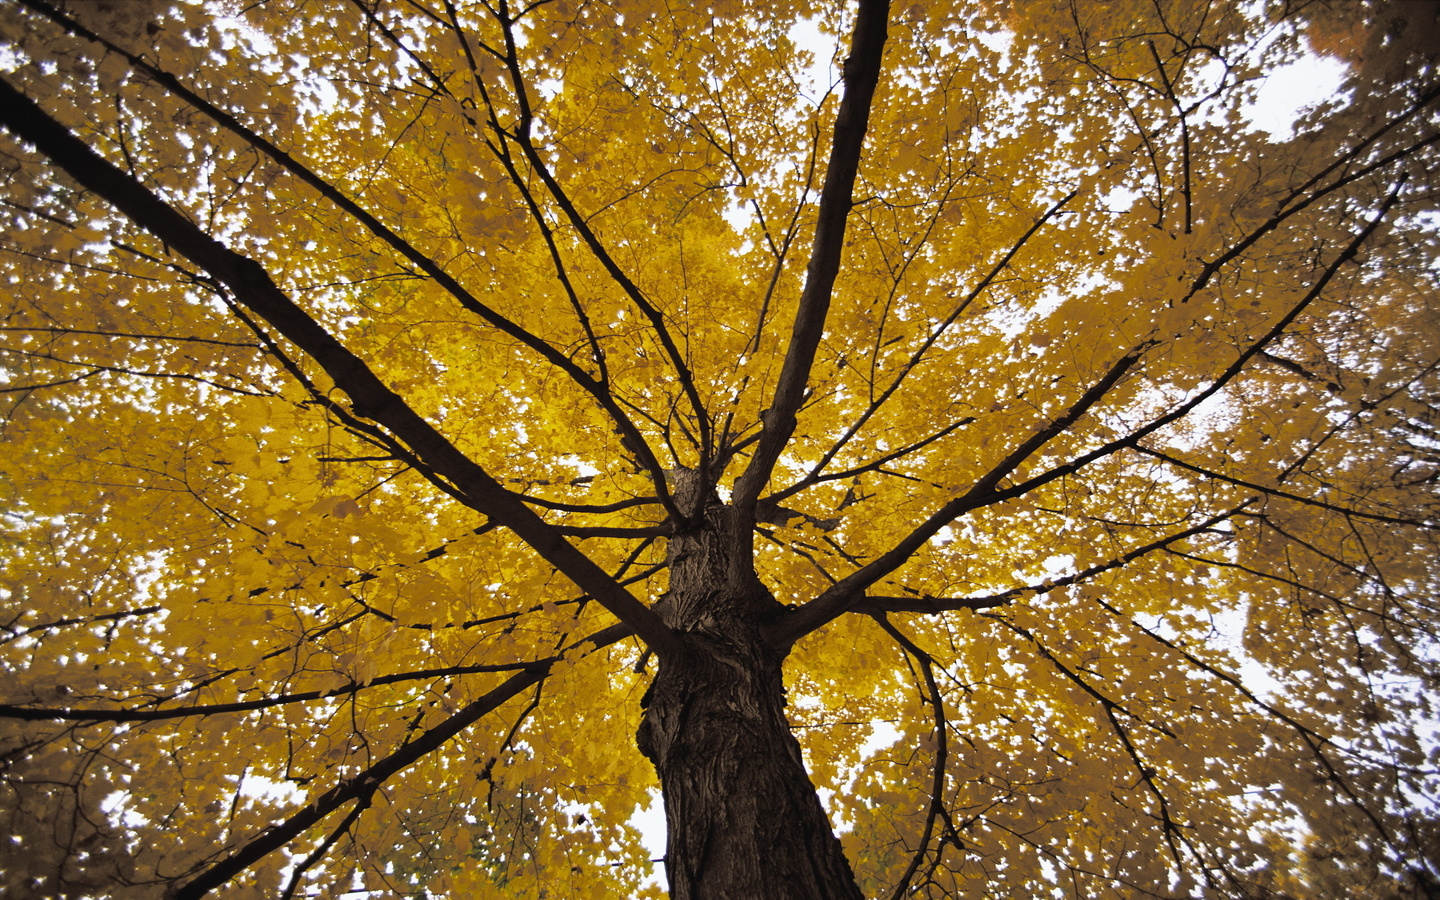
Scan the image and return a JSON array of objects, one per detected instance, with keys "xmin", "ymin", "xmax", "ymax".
[{"xmin": 2, "ymin": 0, "xmax": 1438, "ymax": 897}]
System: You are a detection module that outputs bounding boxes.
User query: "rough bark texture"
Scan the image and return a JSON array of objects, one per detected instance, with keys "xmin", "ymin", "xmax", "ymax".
[{"xmin": 637, "ymin": 472, "xmax": 864, "ymax": 900}]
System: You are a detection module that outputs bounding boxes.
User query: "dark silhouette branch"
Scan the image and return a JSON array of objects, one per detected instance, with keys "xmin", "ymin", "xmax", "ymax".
[
  {"xmin": 0, "ymin": 660, "xmax": 545, "ymax": 722},
  {"xmin": 455, "ymin": 33, "xmax": 684, "ymax": 519},
  {"xmin": 775, "ymin": 161, "xmax": 1404, "ymax": 643},
  {"xmin": 982, "ymin": 614, "xmax": 1188, "ymax": 869},
  {"xmin": 11, "ymin": 0, "xmax": 682, "ymax": 521},
  {"xmin": 983, "ymin": 177, "xmax": 1410, "ymax": 512},
  {"xmin": 740, "ymin": 120, "xmax": 824, "ymax": 361},
  {"xmin": 1085, "ymin": 590, "xmax": 1403, "ymax": 852},
  {"xmin": 1147, "ymin": 40, "xmax": 1194, "ymax": 233},
  {"xmin": 169, "ymin": 623, "xmax": 630, "ymax": 900},
  {"xmin": 0, "ymin": 325, "xmax": 260, "ymax": 350},
  {"xmin": 0, "ymin": 76, "xmax": 681, "ymax": 659},
  {"xmin": 278, "ymin": 787, "xmax": 371, "ymax": 900},
  {"xmin": 732, "ymin": 0, "xmax": 892, "ymax": 514},
  {"xmin": 856, "ymin": 502, "xmax": 1250, "ymax": 617},
  {"xmin": 872, "ymin": 615, "xmax": 952, "ymax": 900},
  {"xmin": 219, "ymin": 288, "xmax": 480, "ymax": 510},
  {"xmin": 514, "ymin": 494, "xmax": 659, "ymax": 514},
  {"xmin": 488, "ymin": 4, "xmax": 714, "ymax": 476},
  {"xmin": 771, "ymin": 190, "xmax": 1077, "ymax": 503},
  {"xmin": 0, "ymin": 346, "xmax": 270, "ymax": 396},
  {"xmin": 1273, "ymin": 83, "xmax": 1440, "ymax": 214},
  {"xmin": 549, "ymin": 523, "xmax": 671, "ymax": 538},
  {"xmin": 2, "ymin": 605, "xmax": 162, "ymax": 645},
  {"xmin": 1178, "ymin": 122, "xmax": 1438, "ymax": 307},
  {"xmin": 771, "ymin": 345, "xmax": 1146, "ymax": 645},
  {"xmin": 773, "ymin": 174, "xmax": 1404, "ymax": 646},
  {"xmin": 1134, "ymin": 445, "xmax": 1437, "ymax": 528},
  {"xmin": 767, "ymin": 416, "xmax": 975, "ymax": 506}
]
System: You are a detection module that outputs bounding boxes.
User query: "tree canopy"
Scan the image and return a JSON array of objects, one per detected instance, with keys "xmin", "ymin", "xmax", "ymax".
[{"xmin": 2, "ymin": 0, "xmax": 1439, "ymax": 897}]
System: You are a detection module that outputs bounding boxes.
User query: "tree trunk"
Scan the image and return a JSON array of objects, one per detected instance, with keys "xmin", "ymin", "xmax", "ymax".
[{"xmin": 636, "ymin": 473, "xmax": 864, "ymax": 900}]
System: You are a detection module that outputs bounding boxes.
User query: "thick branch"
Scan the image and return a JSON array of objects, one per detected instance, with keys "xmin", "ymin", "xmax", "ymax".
[
  {"xmin": 0, "ymin": 77, "xmax": 680, "ymax": 659},
  {"xmin": 16, "ymin": 0, "xmax": 680, "ymax": 519},
  {"xmin": 732, "ymin": 0, "xmax": 891, "ymax": 513}
]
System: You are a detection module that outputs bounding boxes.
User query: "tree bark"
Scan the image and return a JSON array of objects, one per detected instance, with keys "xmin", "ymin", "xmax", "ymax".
[{"xmin": 637, "ymin": 472, "xmax": 864, "ymax": 900}]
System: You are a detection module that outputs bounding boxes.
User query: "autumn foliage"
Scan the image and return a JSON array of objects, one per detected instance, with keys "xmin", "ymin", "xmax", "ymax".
[{"xmin": 2, "ymin": 0, "xmax": 1439, "ymax": 897}]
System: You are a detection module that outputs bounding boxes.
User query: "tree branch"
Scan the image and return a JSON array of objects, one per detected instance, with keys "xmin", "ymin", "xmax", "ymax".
[
  {"xmin": 0, "ymin": 661, "xmax": 543, "ymax": 722},
  {"xmin": 769, "ymin": 345, "xmax": 1145, "ymax": 645},
  {"xmin": 857, "ymin": 503, "xmax": 1249, "ymax": 616},
  {"xmin": 13, "ymin": 0, "xmax": 682, "ymax": 520},
  {"xmin": 488, "ymin": 5, "xmax": 714, "ymax": 477},
  {"xmin": 1084, "ymin": 589, "xmax": 1402, "ymax": 851},
  {"xmin": 871, "ymin": 615, "xmax": 952, "ymax": 900},
  {"xmin": 983, "ymin": 177, "xmax": 1409, "ymax": 511},
  {"xmin": 1134, "ymin": 445, "xmax": 1437, "ymax": 529},
  {"xmin": 732, "ymin": 0, "xmax": 891, "ymax": 514},
  {"xmin": 771, "ymin": 172, "xmax": 1409, "ymax": 647},
  {"xmin": 0, "ymin": 76, "xmax": 681, "ymax": 659},
  {"xmin": 2, "ymin": 605, "xmax": 161, "ymax": 645},
  {"xmin": 769, "ymin": 190, "xmax": 1076, "ymax": 503},
  {"xmin": 169, "ymin": 623, "xmax": 630, "ymax": 900}
]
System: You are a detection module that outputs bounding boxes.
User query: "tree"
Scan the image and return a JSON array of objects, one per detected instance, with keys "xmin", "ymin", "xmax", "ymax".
[{"xmin": 1, "ymin": 0, "xmax": 1438, "ymax": 895}]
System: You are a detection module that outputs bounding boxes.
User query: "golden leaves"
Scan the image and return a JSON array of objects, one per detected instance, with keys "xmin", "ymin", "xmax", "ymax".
[{"xmin": 2, "ymin": 0, "xmax": 1437, "ymax": 896}]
